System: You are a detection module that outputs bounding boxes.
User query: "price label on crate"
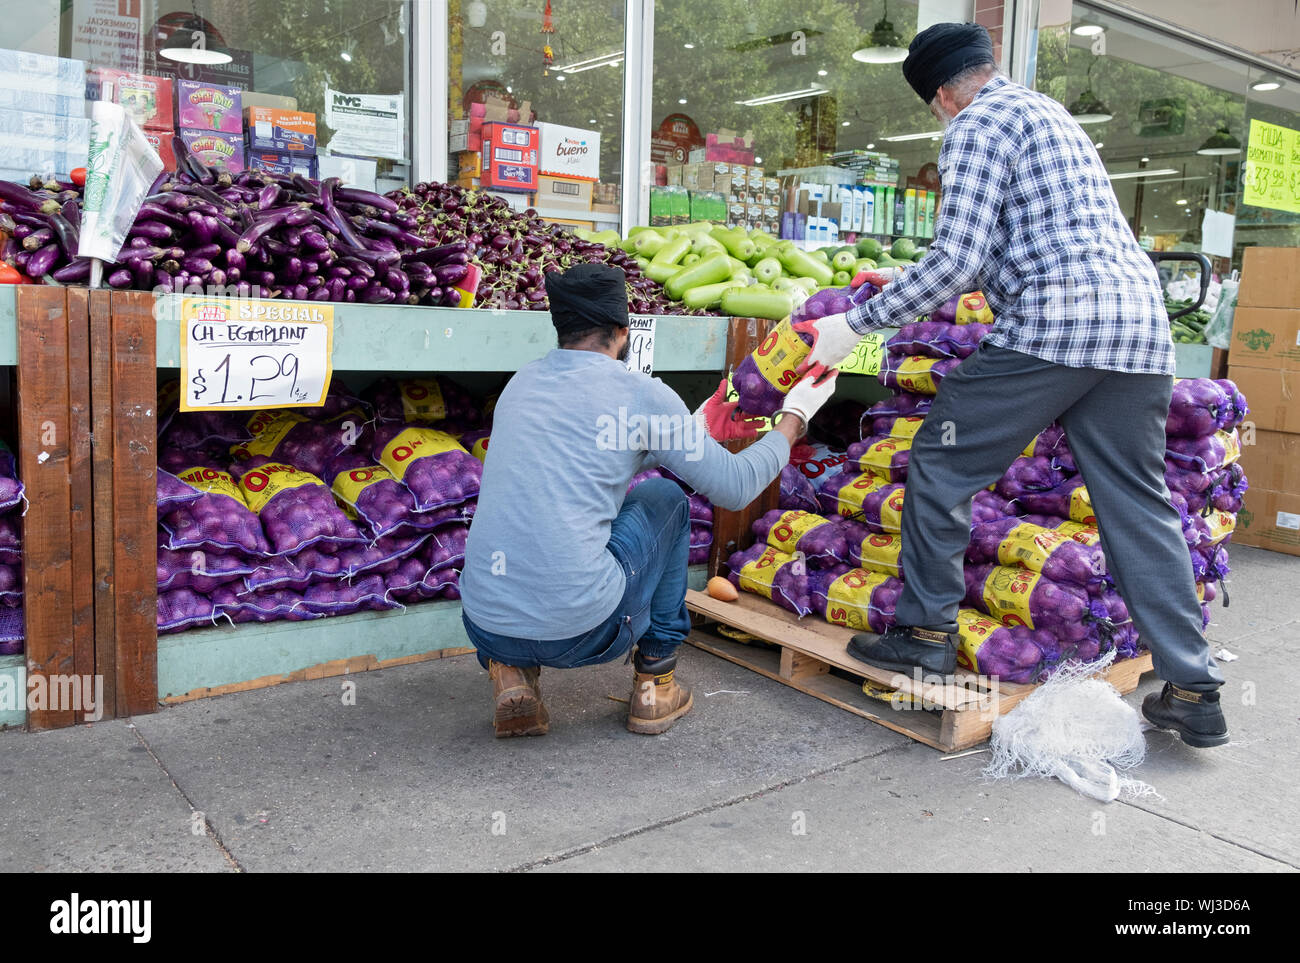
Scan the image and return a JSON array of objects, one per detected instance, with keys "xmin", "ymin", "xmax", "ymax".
[
  {"xmin": 179, "ymin": 298, "xmax": 335, "ymax": 412},
  {"xmin": 838, "ymin": 331, "xmax": 887, "ymax": 377},
  {"xmin": 624, "ymin": 315, "xmax": 656, "ymax": 375}
]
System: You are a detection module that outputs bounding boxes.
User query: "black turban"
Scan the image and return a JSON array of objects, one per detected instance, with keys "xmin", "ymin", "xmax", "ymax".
[
  {"xmin": 545, "ymin": 263, "xmax": 629, "ymax": 336},
  {"xmin": 902, "ymin": 22, "xmax": 995, "ymax": 104}
]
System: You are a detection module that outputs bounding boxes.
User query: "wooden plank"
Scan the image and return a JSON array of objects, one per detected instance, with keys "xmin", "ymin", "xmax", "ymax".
[
  {"xmin": 689, "ymin": 631, "xmax": 948, "ymax": 749},
  {"xmin": 87, "ymin": 288, "xmax": 116, "ymax": 719},
  {"xmin": 65, "ymin": 287, "xmax": 95, "ymax": 723},
  {"xmin": 15, "ymin": 286, "xmax": 74, "ymax": 729},
  {"xmin": 687, "ymin": 589, "xmax": 992, "ymax": 708},
  {"xmin": 709, "ymin": 316, "xmax": 780, "ymax": 577},
  {"xmin": 109, "ymin": 292, "xmax": 158, "ymax": 716},
  {"xmin": 780, "ymin": 647, "xmax": 830, "ymax": 682}
]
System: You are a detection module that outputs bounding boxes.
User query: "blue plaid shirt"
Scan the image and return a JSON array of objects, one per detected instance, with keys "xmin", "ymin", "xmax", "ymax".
[{"xmin": 849, "ymin": 75, "xmax": 1174, "ymax": 376}]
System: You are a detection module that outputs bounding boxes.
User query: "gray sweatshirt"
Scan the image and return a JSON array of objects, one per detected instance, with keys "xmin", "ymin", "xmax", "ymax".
[{"xmin": 460, "ymin": 349, "xmax": 789, "ymax": 640}]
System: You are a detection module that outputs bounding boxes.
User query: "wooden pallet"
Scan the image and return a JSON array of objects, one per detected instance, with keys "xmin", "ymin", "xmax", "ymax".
[{"xmin": 687, "ymin": 590, "xmax": 1155, "ymax": 752}]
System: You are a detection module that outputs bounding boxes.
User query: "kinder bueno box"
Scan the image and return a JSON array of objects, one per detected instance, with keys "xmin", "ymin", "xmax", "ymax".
[
  {"xmin": 537, "ymin": 122, "xmax": 599, "ymax": 180},
  {"xmin": 179, "ymin": 129, "xmax": 244, "ymax": 173},
  {"xmin": 247, "ymin": 151, "xmax": 317, "ymax": 179},
  {"xmin": 86, "ymin": 70, "xmax": 174, "ymax": 131},
  {"xmin": 176, "ymin": 80, "xmax": 242, "ymax": 133},
  {"xmin": 244, "ymin": 107, "xmax": 317, "ymax": 153},
  {"xmin": 142, "ymin": 130, "xmax": 178, "ymax": 171}
]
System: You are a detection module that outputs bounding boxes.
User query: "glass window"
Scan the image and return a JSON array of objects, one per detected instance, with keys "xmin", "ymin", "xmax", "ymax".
[
  {"xmin": 645, "ymin": 0, "xmax": 983, "ymax": 242},
  {"xmin": 1033, "ymin": 1, "xmax": 1300, "ymax": 271},
  {"xmin": 446, "ymin": 0, "xmax": 625, "ymax": 231},
  {"xmin": 0, "ymin": 1, "xmax": 413, "ymax": 189}
]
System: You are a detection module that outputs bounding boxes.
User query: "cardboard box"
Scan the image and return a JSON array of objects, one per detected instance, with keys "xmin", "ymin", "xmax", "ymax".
[
  {"xmin": 538, "ymin": 122, "xmax": 600, "ymax": 180},
  {"xmin": 1233, "ymin": 488, "xmax": 1300, "ymax": 556},
  {"xmin": 536, "ymin": 173, "xmax": 593, "ymax": 212},
  {"xmin": 591, "ymin": 202, "xmax": 620, "ymax": 216},
  {"xmin": 178, "ymin": 129, "xmax": 244, "ymax": 173},
  {"xmin": 456, "ymin": 150, "xmax": 482, "ymax": 178},
  {"xmin": 0, "ymin": 49, "xmax": 85, "ymax": 98},
  {"xmin": 1239, "ymin": 247, "xmax": 1300, "ymax": 309},
  {"xmin": 1227, "ymin": 365, "xmax": 1298, "ymax": 433},
  {"xmin": 244, "ymin": 107, "xmax": 317, "ymax": 153},
  {"xmin": 479, "ymin": 94, "xmax": 533, "ymax": 125},
  {"xmin": 86, "ymin": 70, "xmax": 174, "ymax": 130},
  {"xmin": 549, "ymin": 216, "xmax": 596, "ymax": 232},
  {"xmin": 481, "ymin": 122, "xmax": 539, "ymax": 192},
  {"xmin": 1238, "ymin": 429, "xmax": 1300, "ymax": 493},
  {"xmin": 142, "ymin": 129, "xmax": 177, "ymax": 171},
  {"xmin": 1228, "ymin": 307, "xmax": 1300, "ymax": 370},
  {"xmin": 246, "ymin": 151, "xmax": 317, "ymax": 179},
  {"xmin": 176, "ymin": 80, "xmax": 243, "ymax": 133}
]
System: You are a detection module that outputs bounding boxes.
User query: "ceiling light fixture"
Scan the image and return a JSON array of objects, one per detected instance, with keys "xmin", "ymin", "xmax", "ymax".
[
  {"xmin": 1251, "ymin": 73, "xmax": 1282, "ymax": 92},
  {"xmin": 735, "ymin": 84, "xmax": 828, "ymax": 107},
  {"xmin": 818, "ymin": 69, "xmax": 828, "ymax": 76},
  {"xmin": 842, "ymin": 121, "xmax": 850, "ymax": 126},
  {"xmin": 1176, "ymin": 198, "xmax": 1188, "ymax": 205},
  {"xmin": 883, "ymin": 129, "xmax": 945, "ymax": 142},
  {"xmin": 678, "ymin": 98, "xmax": 687, "ymax": 104},
  {"xmin": 1072, "ymin": 22, "xmax": 1104, "ymax": 37},
  {"xmin": 683, "ymin": 43, "xmax": 695, "ymax": 49},
  {"xmin": 1069, "ymin": 56, "xmax": 1112, "ymax": 124},
  {"xmin": 866, "ymin": 142, "xmax": 875, "ymax": 149},
  {"xmin": 160, "ymin": 9, "xmax": 232, "ymax": 65},
  {"xmin": 853, "ymin": 1, "xmax": 909, "ymax": 64},
  {"xmin": 340, "ymin": 37, "xmax": 355, "ymax": 62},
  {"xmin": 1196, "ymin": 124, "xmax": 1241, "ymax": 155},
  {"xmin": 1105, "ymin": 167, "xmax": 1179, "ymax": 181},
  {"xmin": 556, "ymin": 50, "xmax": 624, "ymax": 73}
]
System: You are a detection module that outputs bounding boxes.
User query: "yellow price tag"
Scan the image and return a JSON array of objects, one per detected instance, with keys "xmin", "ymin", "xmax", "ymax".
[
  {"xmin": 1243, "ymin": 118, "xmax": 1300, "ymax": 215},
  {"xmin": 838, "ymin": 332, "xmax": 887, "ymax": 376}
]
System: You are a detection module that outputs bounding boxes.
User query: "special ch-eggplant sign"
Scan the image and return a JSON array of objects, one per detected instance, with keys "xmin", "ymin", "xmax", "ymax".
[{"xmin": 179, "ymin": 297, "xmax": 335, "ymax": 412}]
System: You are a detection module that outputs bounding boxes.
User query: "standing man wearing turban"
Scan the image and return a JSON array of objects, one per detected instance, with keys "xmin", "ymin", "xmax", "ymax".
[
  {"xmin": 460, "ymin": 263, "xmax": 838, "ymax": 737},
  {"xmin": 794, "ymin": 23, "xmax": 1228, "ymax": 747}
]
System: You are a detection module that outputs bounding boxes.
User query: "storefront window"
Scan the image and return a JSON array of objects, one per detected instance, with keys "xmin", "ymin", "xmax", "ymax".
[
  {"xmin": 645, "ymin": 0, "xmax": 987, "ymax": 242},
  {"xmin": 1033, "ymin": 1, "xmax": 1300, "ymax": 272},
  {"xmin": 446, "ymin": 0, "xmax": 625, "ymax": 231},
  {"xmin": 1, "ymin": 1, "xmax": 413, "ymax": 190}
]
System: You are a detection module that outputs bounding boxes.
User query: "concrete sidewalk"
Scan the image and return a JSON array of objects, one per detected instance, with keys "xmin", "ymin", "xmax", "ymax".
[{"xmin": 2, "ymin": 544, "xmax": 1297, "ymax": 873}]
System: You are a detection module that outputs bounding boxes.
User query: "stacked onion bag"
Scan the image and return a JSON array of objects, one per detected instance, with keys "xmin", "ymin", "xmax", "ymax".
[
  {"xmin": 0, "ymin": 440, "xmax": 24, "ymax": 654},
  {"xmin": 722, "ymin": 285, "xmax": 1248, "ymax": 684},
  {"xmin": 627, "ymin": 468, "xmax": 715, "ymax": 564},
  {"xmin": 154, "ymin": 375, "xmax": 484, "ymax": 633}
]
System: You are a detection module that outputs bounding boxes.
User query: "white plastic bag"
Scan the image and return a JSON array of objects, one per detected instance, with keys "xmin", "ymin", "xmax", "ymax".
[{"xmin": 1205, "ymin": 276, "xmax": 1239, "ymax": 350}]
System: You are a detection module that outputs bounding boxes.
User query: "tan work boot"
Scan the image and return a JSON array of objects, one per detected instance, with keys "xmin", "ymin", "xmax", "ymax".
[
  {"xmin": 488, "ymin": 660, "xmax": 548, "ymax": 738},
  {"xmin": 627, "ymin": 650, "xmax": 693, "ymax": 735}
]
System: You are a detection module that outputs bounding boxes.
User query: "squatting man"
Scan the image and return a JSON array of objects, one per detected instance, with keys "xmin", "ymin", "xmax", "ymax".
[{"xmin": 460, "ymin": 262, "xmax": 837, "ymax": 736}]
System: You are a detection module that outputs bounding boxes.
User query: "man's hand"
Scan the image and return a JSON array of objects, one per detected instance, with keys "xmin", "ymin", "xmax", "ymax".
[
  {"xmin": 793, "ymin": 313, "xmax": 861, "ymax": 379},
  {"xmin": 694, "ymin": 377, "xmax": 767, "ymax": 442},
  {"xmin": 774, "ymin": 369, "xmax": 839, "ymax": 440}
]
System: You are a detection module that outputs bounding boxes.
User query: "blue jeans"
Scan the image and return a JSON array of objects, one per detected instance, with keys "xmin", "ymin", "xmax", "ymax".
[{"xmin": 462, "ymin": 477, "xmax": 692, "ymax": 669}]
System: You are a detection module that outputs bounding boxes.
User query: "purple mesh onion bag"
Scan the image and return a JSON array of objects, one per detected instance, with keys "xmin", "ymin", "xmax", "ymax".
[
  {"xmin": 688, "ymin": 493, "xmax": 713, "ymax": 526},
  {"xmin": 385, "ymin": 553, "xmax": 460, "ymax": 603},
  {"xmin": 846, "ymin": 435, "xmax": 911, "ymax": 483},
  {"xmin": 962, "ymin": 563, "xmax": 1096, "ymax": 643},
  {"xmin": 157, "ymin": 588, "xmax": 219, "ymax": 633},
  {"xmin": 325, "ymin": 452, "xmax": 447, "ymax": 540},
  {"xmin": 995, "ymin": 456, "xmax": 1068, "ymax": 500},
  {"xmin": 732, "ymin": 319, "xmax": 815, "ymax": 417},
  {"xmin": 365, "ymin": 376, "xmax": 482, "ymax": 427},
  {"xmin": 157, "ymin": 536, "xmax": 259, "ymax": 594},
  {"xmin": 878, "ymin": 355, "xmax": 961, "ymax": 395},
  {"xmin": 426, "ymin": 523, "xmax": 469, "ymax": 572},
  {"xmin": 865, "ymin": 392, "xmax": 933, "ymax": 421},
  {"xmin": 886, "ymin": 321, "xmax": 990, "ymax": 360},
  {"xmin": 751, "ymin": 509, "xmax": 848, "ymax": 568},
  {"xmin": 300, "ymin": 574, "xmax": 400, "ymax": 615},
  {"xmin": 0, "ymin": 604, "xmax": 22, "ymax": 654},
  {"xmin": 0, "ymin": 560, "xmax": 22, "ymax": 605},
  {"xmin": 1166, "ymin": 379, "xmax": 1230, "ymax": 439},
  {"xmin": 808, "ymin": 564, "xmax": 902, "ymax": 633},
  {"xmin": 157, "ymin": 469, "xmax": 204, "ymax": 516},
  {"xmin": 689, "ymin": 522, "xmax": 712, "ymax": 559},
  {"xmin": 966, "ymin": 517, "xmax": 1106, "ymax": 588},
  {"xmin": 232, "ymin": 461, "xmax": 366, "ymax": 555},
  {"xmin": 0, "ymin": 515, "xmax": 21, "ymax": 565},
  {"xmin": 0, "ymin": 442, "xmax": 22, "ymax": 513},
  {"xmin": 371, "ymin": 423, "xmax": 483, "ymax": 512},
  {"xmin": 212, "ymin": 585, "xmax": 322, "ymax": 624},
  {"xmin": 159, "ymin": 462, "xmax": 272, "ymax": 557},
  {"xmin": 725, "ymin": 543, "xmax": 812, "ymax": 616},
  {"xmin": 780, "ymin": 463, "xmax": 821, "ymax": 513},
  {"xmin": 1165, "ymin": 429, "xmax": 1241, "ymax": 473},
  {"xmin": 1213, "ymin": 379, "xmax": 1249, "ymax": 432}
]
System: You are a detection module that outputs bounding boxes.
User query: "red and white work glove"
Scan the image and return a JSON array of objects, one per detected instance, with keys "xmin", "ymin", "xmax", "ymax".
[
  {"xmin": 793, "ymin": 312, "xmax": 861, "ymax": 381},
  {"xmin": 694, "ymin": 377, "xmax": 768, "ymax": 441},
  {"xmin": 775, "ymin": 369, "xmax": 839, "ymax": 434}
]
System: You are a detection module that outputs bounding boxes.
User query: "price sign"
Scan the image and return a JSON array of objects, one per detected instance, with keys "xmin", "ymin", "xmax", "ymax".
[
  {"xmin": 180, "ymin": 298, "xmax": 334, "ymax": 412},
  {"xmin": 625, "ymin": 315, "xmax": 656, "ymax": 375},
  {"xmin": 838, "ymin": 331, "xmax": 887, "ymax": 376},
  {"xmin": 1243, "ymin": 118, "xmax": 1300, "ymax": 215}
]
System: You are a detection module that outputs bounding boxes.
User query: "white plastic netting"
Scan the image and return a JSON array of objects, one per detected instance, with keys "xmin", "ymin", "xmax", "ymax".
[{"xmin": 983, "ymin": 652, "xmax": 1159, "ymax": 802}]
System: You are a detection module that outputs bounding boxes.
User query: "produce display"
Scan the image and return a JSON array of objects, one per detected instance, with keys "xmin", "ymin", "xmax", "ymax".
[
  {"xmin": 1167, "ymin": 296, "xmax": 1211, "ymax": 345},
  {"xmin": 0, "ymin": 440, "xmax": 22, "ymax": 655},
  {"xmin": 718, "ymin": 280, "xmax": 1248, "ymax": 686}
]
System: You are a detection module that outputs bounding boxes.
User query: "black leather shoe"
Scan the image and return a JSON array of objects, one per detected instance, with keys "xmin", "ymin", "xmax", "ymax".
[
  {"xmin": 847, "ymin": 625, "xmax": 958, "ymax": 675},
  {"xmin": 1142, "ymin": 682, "xmax": 1229, "ymax": 748}
]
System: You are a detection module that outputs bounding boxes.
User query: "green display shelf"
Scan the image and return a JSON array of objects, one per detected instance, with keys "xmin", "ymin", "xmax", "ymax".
[
  {"xmin": 0, "ymin": 654, "xmax": 24, "ymax": 729},
  {"xmin": 0, "ymin": 288, "xmax": 18, "ymax": 367},
  {"xmin": 154, "ymin": 565, "xmax": 709, "ymax": 705},
  {"xmin": 152, "ymin": 294, "xmax": 730, "ymax": 373}
]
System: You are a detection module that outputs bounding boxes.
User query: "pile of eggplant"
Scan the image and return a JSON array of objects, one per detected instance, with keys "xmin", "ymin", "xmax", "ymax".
[{"xmin": 0, "ymin": 177, "xmax": 83, "ymax": 282}]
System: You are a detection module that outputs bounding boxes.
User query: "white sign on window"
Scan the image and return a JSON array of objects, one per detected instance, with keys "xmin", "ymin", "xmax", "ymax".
[{"xmin": 325, "ymin": 88, "xmax": 404, "ymax": 160}]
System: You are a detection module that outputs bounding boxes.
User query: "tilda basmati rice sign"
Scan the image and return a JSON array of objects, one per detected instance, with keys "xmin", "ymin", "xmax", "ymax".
[{"xmin": 538, "ymin": 122, "xmax": 600, "ymax": 180}]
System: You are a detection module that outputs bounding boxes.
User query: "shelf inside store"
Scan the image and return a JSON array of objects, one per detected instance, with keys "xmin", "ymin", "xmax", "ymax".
[
  {"xmin": 532, "ymin": 206, "xmax": 620, "ymax": 226},
  {"xmin": 153, "ymin": 294, "xmax": 730, "ymax": 372},
  {"xmin": 155, "ymin": 565, "xmax": 709, "ymax": 704}
]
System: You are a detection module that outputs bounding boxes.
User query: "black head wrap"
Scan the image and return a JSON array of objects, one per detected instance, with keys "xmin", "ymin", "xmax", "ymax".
[
  {"xmin": 902, "ymin": 22, "xmax": 995, "ymax": 104},
  {"xmin": 545, "ymin": 263, "xmax": 629, "ymax": 336}
]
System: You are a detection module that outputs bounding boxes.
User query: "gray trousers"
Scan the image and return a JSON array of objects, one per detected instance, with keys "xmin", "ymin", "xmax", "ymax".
[{"xmin": 896, "ymin": 342, "xmax": 1224, "ymax": 692}]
